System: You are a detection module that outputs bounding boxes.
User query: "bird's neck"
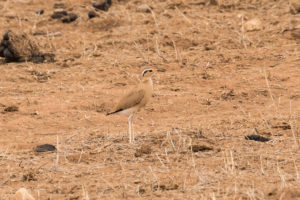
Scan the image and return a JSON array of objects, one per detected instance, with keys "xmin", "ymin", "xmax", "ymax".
[
  {"xmin": 148, "ymin": 77, "xmax": 153, "ymax": 87},
  {"xmin": 142, "ymin": 77, "xmax": 153, "ymax": 90}
]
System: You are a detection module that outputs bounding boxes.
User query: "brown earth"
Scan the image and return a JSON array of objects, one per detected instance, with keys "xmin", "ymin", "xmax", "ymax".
[{"xmin": 0, "ymin": 0, "xmax": 300, "ymax": 199}]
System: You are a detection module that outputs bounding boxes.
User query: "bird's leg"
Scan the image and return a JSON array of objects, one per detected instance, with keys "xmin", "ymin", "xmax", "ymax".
[
  {"xmin": 131, "ymin": 114, "xmax": 135, "ymax": 142},
  {"xmin": 128, "ymin": 114, "xmax": 133, "ymax": 144}
]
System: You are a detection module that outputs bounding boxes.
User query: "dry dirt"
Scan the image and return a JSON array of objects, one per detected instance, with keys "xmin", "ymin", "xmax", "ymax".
[{"xmin": 0, "ymin": 0, "xmax": 300, "ymax": 199}]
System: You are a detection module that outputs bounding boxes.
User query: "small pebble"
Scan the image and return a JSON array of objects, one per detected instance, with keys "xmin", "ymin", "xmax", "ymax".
[
  {"xmin": 190, "ymin": 145, "xmax": 213, "ymax": 152},
  {"xmin": 62, "ymin": 13, "xmax": 78, "ymax": 23},
  {"xmin": 35, "ymin": 9, "xmax": 44, "ymax": 15},
  {"xmin": 88, "ymin": 10, "xmax": 98, "ymax": 19},
  {"xmin": 245, "ymin": 134, "xmax": 270, "ymax": 142},
  {"xmin": 4, "ymin": 106, "xmax": 18, "ymax": 112},
  {"xmin": 34, "ymin": 144, "xmax": 56, "ymax": 152},
  {"xmin": 92, "ymin": 0, "xmax": 111, "ymax": 11}
]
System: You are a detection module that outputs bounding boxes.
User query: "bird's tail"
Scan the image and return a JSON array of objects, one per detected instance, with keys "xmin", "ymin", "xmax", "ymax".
[{"xmin": 106, "ymin": 109, "xmax": 123, "ymax": 116}]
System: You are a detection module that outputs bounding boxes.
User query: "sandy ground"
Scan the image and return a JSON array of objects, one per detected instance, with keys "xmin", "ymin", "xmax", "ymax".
[{"xmin": 0, "ymin": 0, "xmax": 300, "ymax": 199}]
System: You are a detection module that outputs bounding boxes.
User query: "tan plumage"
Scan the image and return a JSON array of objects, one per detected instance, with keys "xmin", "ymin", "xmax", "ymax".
[
  {"xmin": 115, "ymin": 89, "xmax": 145, "ymax": 113},
  {"xmin": 107, "ymin": 69, "xmax": 154, "ymax": 143}
]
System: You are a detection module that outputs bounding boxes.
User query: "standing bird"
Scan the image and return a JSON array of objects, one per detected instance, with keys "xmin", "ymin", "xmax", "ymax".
[{"xmin": 107, "ymin": 69, "xmax": 154, "ymax": 143}]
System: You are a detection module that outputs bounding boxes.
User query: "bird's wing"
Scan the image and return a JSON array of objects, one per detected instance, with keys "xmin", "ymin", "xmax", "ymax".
[{"xmin": 115, "ymin": 89, "xmax": 145, "ymax": 111}]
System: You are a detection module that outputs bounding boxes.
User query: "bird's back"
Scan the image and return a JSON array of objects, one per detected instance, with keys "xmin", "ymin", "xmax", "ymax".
[{"xmin": 115, "ymin": 78, "xmax": 152, "ymax": 112}]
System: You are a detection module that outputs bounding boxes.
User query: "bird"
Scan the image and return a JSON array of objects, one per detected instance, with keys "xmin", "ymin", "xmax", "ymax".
[{"xmin": 107, "ymin": 68, "xmax": 154, "ymax": 143}]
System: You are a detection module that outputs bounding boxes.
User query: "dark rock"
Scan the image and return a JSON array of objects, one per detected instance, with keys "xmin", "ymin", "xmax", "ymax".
[
  {"xmin": 4, "ymin": 106, "xmax": 18, "ymax": 112},
  {"xmin": 62, "ymin": 13, "xmax": 78, "ymax": 23},
  {"xmin": 0, "ymin": 45, "xmax": 4, "ymax": 56},
  {"xmin": 3, "ymin": 49, "xmax": 14, "ymax": 59},
  {"xmin": 0, "ymin": 31, "xmax": 39, "ymax": 61},
  {"xmin": 88, "ymin": 10, "xmax": 98, "ymax": 19},
  {"xmin": 0, "ymin": 31, "xmax": 55, "ymax": 63},
  {"xmin": 35, "ymin": 9, "xmax": 44, "ymax": 15},
  {"xmin": 68, "ymin": 13, "xmax": 78, "ymax": 21},
  {"xmin": 245, "ymin": 134, "xmax": 271, "ymax": 142},
  {"xmin": 106, "ymin": 0, "xmax": 112, "ymax": 6},
  {"xmin": 1, "ymin": 39, "xmax": 9, "ymax": 47},
  {"xmin": 92, "ymin": 0, "xmax": 111, "ymax": 11},
  {"xmin": 32, "ymin": 56, "xmax": 45, "ymax": 64},
  {"xmin": 3, "ymin": 30, "xmax": 11, "ymax": 40},
  {"xmin": 32, "ymin": 53, "xmax": 55, "ymax": 63},
  {"xmin": 34, "ymin": 144, "xmax": 56, "ymax": 152},
  {"xmin": 190, "ymin": 145, "xmax": 213, "ymax": 152},
  {"xmin": 51, "ymin": 11, "xmax": 68, "ymax": 19}
]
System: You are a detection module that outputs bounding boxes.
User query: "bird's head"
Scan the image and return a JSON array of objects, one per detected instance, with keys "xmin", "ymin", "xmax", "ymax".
[{"xmin": 141, "ymin": 68, "xmax": 153, "ymax": 78}]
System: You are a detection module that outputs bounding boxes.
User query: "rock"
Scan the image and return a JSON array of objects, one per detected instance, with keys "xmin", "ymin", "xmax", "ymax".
[
  {"xmin": 32, "ymin": 53, "xmax": 55, "ymax": 63},
  {"xmin": 4, "ymin": 106, "xmax": 18, "ymax": 112},
  {"xmin": 0, "ymin": 31, "xmax": 55, "ymax": 62},
  {"xmin": 290, "ymin": 0, "xmax": 300, "ymax": 14},
  {"xmin": 245, "ymin": 134, "xmax": 270, "ymax": 142},
  {"xmin": 0, "ymin": 45, "xmax": 4, "ymax": 56},
  {"xmin": 34, "ymin": 144, "xmax": 56, "ymax": 152},
  {"xmin": 51, "ymin": 11, "xmax": 68, "ymax": 19},
  {"xmin": 15, "ymin": 188, "xmax": 35, "ymax": 200},
  {"xmin": 88, "ymin": 10, "xmax": 99, "ymax": 19},
  {"xmin": 244, "ymin": 18, "xmax": 262, "ymax": 32},
  {"xmin": 204, "ymin": 43, "xmax": 215, "ymax": 51},
  {"xmin": 3, "ymin": 30, "xmax": 10, "ymax": 40},
  {"xmin": 3, "ymin": 48, "xmax": 14, "ymax": 59},
  {"xmin": 137, "ymin": 4, "xmax": 151, "ymax": 13},
  {"xmin": 35, "ymin": 9, "xmax": 44, "ymax": 15},
  {"xmin": 62, "ymin": 13, "xmax": 78, "ymax": 23},
  {"xmin": 190, "ymin": 145, "xmax": 213, "ymax": 152},
  {"xmin": 92, "ymin": 0, "xmax": 112, "ymax": 11}
]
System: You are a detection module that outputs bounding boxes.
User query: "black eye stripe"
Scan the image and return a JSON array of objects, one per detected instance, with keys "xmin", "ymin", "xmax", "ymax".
[{"xmin": 142, "ymin": 69, "xmax": 153, "ymax": 76}]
